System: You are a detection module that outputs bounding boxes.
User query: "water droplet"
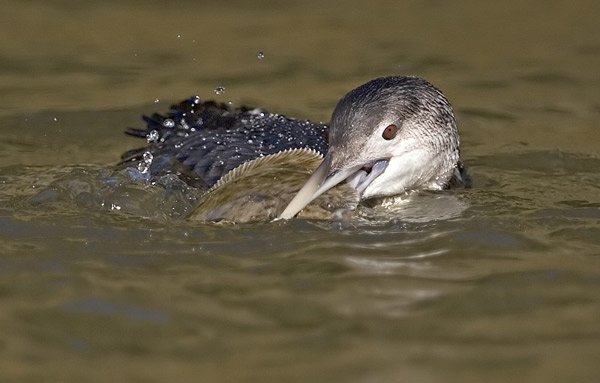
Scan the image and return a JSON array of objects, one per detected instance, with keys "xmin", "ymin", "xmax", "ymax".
[
  {"xmin": 143, "ymin": 151, "xmax": 154, "ymax": 164},
  {"xmin": 214, "ymin": 86, "xmax": 226, "ymax": 95},
  {"xmin": 257, "ymin": 51, "xmax": 265, "ymax": 60},
  {"xmin": 154, "ymin": 98, "xmax": 160, "ymax": 103},
  {"xmin": 176, "ymin": 34, "xmax": 182, "ymax": 38},
  {"xmin": 227, "ymin": 100, "xmax": 233, "ymax": 105},
  {"xmin": 162, "ymin": 118, "xmax": 175, "ymax": 128},
  {"xmin": 53, "ymin": 117, "xmax": 58, "ymax": 122},
  {"xmin": 138, "ymin": 151, "xmax": 153, "ymax": 175},
  {"xmin": 147, "ymin": 130, "xmax": 160, "ymax": 143}
]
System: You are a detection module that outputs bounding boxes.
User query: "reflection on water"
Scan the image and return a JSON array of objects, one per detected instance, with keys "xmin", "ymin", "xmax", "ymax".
[
  {"xmin": 1, "ymin": 0, "xmax": 600, "ymax": 382},
  {"xmin": 2, "ymin": 148, "xmax": 598, "ymax": 381},
  {"xmin": 62, "ymin": 297, "xmax": 170, "ymax": 324}
]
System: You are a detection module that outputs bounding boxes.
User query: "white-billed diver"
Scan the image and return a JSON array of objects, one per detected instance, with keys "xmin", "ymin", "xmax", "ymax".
[{"xmin": 121, "ymin": 76, "xmax": 469, "ymax": 222}]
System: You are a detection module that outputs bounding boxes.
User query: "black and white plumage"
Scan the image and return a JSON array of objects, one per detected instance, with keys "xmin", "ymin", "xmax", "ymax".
[
  {"xmin": 121, "ymin": 98, "xmax": 329, "ymax": 189},
  {"xmin": 121, "ymin": 76, "xmax": 469, "ymax": 221}
]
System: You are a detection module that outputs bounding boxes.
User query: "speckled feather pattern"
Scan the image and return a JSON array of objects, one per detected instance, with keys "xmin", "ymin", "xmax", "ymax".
[{"xmin": 121, "ymin": 98, "xmax": 329, "ymax": 187}]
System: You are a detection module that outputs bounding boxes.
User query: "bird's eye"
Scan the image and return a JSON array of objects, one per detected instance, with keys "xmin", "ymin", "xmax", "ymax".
[{"xmin": 382, "ymin": 124, "xmax": 398, "ymax": 140}]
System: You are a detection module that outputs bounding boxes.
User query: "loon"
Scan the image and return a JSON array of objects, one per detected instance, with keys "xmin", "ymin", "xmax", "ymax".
[{"xmin": 121, "ymin": 76, "xmax": 469, "ymax": 222}]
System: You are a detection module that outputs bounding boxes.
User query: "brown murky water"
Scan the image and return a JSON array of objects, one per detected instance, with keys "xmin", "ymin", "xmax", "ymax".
[{"xmin": 1, "ymin": 1, "xmax": 599, "ymax": 382}]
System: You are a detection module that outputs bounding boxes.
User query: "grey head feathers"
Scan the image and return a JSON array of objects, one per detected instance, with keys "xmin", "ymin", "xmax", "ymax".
[{"xmin": 279, "ymin": 76, "xmax": 466, "ymax": 219}]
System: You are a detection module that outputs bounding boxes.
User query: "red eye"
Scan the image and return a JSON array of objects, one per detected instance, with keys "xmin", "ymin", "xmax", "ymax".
[{"xmin": 382, "ymin": 124, "xmax": 397, "ymax": 140}]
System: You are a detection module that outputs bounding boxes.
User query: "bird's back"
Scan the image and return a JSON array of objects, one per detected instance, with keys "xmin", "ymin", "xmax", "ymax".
[{"xmin": 121, "ymin": 97, "xmax": 329, "ymax": 188}]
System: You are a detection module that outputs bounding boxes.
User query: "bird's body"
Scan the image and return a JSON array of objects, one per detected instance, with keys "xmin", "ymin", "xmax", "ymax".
[{"xmin": 121, "ymin": 76, "xmax": 469, "ymax": 222}]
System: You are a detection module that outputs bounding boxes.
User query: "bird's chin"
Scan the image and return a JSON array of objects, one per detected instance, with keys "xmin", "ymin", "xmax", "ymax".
[
  {"xmin": 358, "ymin": 151, "xmax": 448, "ymax": 200},
  {"xmin": 345, "ymin": 159, "xmax": 389, "ymax": 197}
]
